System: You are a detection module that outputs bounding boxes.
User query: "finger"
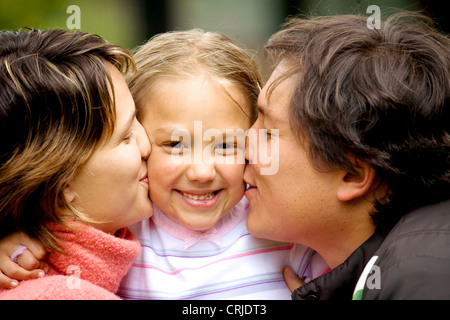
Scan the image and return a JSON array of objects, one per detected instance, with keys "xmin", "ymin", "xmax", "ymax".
[
  {"xmin": 38, "ymin": 261, "xmax": 50, "ymax": 274},
  {"xmin": 283, "ymin": 265, "xmax": 305, "ymax": 293},
  {"xmin": 20, "ymin": 268, "xmax": 46, "ymax": 280},
  {"xmin": 0, "ymin": 256, "xmax": 45, "ymax": 281},
  {"xmin": 17, "ymin": 235, "xmax": 46, "ymax": 260},
  {"xmin": 16, "ymin": 250, "xmax": 42, "ymax": 270},
  {"xmin": 0, "ymin": 271, "xmax": 18, "ymax": 289}
]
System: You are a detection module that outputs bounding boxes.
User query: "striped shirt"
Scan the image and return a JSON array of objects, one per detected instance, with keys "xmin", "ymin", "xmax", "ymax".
[{"xmin": 118, "ymin": 197, "xmax": 328, "ymax": 300}]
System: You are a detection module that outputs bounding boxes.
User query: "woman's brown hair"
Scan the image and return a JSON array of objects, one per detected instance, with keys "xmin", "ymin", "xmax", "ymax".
[{"xmin": 0, "ymin": 29, "xmax": 134, "ymax": 250}]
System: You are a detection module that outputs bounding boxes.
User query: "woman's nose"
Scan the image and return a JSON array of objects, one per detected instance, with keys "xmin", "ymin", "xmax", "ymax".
[{"xmin": 136, "ymin": 120, "xmax": 151, "ymax": 160}]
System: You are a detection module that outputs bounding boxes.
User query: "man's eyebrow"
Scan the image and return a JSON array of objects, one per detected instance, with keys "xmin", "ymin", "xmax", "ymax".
[
  {"xmin": 257, "ymin": 98, "xmax": 286, "ymax": 127},
  {"xmin": 257, "ymin": 100, "xmax": 270, "ymax": 117},
  {"xmin": 257, "ymin": 104, "xmax": 265, "ymax": 115}
]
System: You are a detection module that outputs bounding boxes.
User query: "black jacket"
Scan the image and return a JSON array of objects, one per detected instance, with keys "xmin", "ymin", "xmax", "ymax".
[{"xmin": 292, "ymin": 199, "xmax": 450, "ymax": 300}]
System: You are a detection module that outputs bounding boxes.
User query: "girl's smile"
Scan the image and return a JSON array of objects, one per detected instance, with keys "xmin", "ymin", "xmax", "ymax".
[{"xmin": 175, "ymin": 189, "xmax": 223, "ymax": 209}]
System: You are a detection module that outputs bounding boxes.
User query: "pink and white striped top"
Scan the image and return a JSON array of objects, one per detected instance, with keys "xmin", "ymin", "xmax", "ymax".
[{"xmin": 118, "ymin": 197, "xmax": 329, "ymax": 300}]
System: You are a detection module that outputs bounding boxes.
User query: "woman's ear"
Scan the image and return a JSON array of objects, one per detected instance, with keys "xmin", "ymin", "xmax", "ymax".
[
  {"xmin": 62, "ymin": 184, "xmax": 77, "ymax": 204},
  {"xmin": 337, "ymin": 160, "xmax": 377, "ymax": 202}
]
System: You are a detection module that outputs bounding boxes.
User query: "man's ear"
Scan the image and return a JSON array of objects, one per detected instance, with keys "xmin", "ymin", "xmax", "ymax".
[{"xmin": 337, "ymin": 160, "xmax": 377, "ymax": 202}]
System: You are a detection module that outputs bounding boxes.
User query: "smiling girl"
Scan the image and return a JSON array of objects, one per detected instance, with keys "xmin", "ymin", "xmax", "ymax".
[
  {"xmin": 0, "ymin": 29, "xmax": 328, "ymax": 300},
  {"xmin": 117, "ymin": 30, "xmax": 328, "ymax": 300}
]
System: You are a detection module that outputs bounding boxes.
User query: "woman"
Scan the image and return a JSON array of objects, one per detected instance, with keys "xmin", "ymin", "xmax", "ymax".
[{"xmin": 0, "ymin": 29, "xmax": 153, "ymax": 299}]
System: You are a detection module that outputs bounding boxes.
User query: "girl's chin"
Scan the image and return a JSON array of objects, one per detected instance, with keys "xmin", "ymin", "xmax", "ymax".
[{"xmin": 180, "ymin": 218, "xmax": 221, "ymax": 231}]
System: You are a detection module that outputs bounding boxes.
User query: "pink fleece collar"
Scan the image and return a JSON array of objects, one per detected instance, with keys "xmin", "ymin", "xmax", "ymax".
[{"xmin": 47, "ymin": 222, "xmax": 141, "ymax": 293}]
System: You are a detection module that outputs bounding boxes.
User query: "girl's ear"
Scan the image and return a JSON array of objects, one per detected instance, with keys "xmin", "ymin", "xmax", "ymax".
[{"xmin": 337, "ymin": 160, "xmax": 377, "ymax": 202}]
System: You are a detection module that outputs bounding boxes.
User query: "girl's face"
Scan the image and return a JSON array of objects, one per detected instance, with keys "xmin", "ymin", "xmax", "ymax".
[
  {"xmin": 65, "ymin": 63, "xmax": 153, "ymax": 234},
  {"xmin": 140, "ymin": 75, "xmax": 251, "ymax": 231}
]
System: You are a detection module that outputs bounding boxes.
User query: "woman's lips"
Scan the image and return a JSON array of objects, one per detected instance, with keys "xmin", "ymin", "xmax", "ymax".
[
  {"xmin": 139, "ymin": 175, "xmax": 149, "ymax": 184},
  {"xmin": 244, "ymin": 182, "xmax": 257, "ymax": 200}
]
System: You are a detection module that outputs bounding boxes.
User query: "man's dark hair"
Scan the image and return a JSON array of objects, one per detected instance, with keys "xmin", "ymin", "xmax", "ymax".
[{"xmin": 265, "ymin": 12, "xmax": 450, "ymax": 230}]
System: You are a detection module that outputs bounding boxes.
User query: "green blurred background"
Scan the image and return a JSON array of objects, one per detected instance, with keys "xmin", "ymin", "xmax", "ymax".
[{"xmin": 0, "ymin": 0, "xmax": 447, "ymax": 79}]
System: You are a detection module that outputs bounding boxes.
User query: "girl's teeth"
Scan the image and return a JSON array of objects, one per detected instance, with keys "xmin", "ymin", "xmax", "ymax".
[{"xmin": 181, "ymin": 191, "xmax": 215, "ymax": 200}]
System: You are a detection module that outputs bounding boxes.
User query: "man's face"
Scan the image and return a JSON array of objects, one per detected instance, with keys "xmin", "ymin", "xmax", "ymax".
[{"xmin": 244, "ymin": 61, "xmax": 342, "ymax": 245}]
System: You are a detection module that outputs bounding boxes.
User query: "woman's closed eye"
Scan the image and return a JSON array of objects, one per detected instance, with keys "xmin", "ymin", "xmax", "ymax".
[{"xmin": 122, "ymin": 132, "xmax": 135, "ymax": 144}]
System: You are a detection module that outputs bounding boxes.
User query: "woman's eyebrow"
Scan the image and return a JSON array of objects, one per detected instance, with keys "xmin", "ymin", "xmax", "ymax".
[{"xmin": 125, "ymin": 109, "xmax": 137, "ymax": 129}]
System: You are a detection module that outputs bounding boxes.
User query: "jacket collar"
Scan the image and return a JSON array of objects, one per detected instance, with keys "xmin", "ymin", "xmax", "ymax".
[{"xmin": 292, "ymin": 231, "xmax": 385, "ymax": 300}]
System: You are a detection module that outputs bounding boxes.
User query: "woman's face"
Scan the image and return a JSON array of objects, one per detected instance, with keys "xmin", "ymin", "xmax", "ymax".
[{"xmin": 65, "ymin": 63, "xmax": 153, "ymax": 234}]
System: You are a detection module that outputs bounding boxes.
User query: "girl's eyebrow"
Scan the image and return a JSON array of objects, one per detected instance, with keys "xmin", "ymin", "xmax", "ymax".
[{"xmin": 152, "ymin": 127, "xmax": 245, "ymax": 143}]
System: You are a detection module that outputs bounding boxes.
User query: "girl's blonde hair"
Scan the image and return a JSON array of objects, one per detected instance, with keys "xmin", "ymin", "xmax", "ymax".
[{"xmin": 128, "ymin": 29, "xmax": 261, "ymax": 123}]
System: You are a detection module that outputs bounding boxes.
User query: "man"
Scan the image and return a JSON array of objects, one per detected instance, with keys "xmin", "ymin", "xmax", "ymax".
[{"xmin": 244, "ymin": 12, "xmax": 450, "ymax": 299}]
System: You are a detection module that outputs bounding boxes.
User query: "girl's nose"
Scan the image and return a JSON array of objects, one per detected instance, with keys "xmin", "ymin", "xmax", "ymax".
[{"xmin": 186, "ymin": 160, "xmax": 216, "ymax": 183}]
